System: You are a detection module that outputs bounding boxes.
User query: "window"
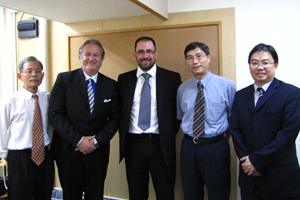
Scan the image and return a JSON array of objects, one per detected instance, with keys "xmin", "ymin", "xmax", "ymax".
[{"xmin": 0, "ymin": 7, "xmax": 17, "ymax": 101}]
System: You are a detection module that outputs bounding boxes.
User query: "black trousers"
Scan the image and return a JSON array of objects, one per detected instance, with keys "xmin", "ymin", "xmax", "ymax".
[
  {"xmin": 125, "ymin": 133, "xmax": 175, "ymax": 200},
  {"xmin": 180, "ymin": 135, "xmax": 231, "ymax": 200},
  {"xmin": 7, "ymin": 148, "xmax": 54, "ymax": 200},
  {"xmin": 55, "ymin": 149, "xmax": 108, "ymax": 200},
  {"xmin": 241, "ymin": 179, "xmax": 300, "ymax": 200}
]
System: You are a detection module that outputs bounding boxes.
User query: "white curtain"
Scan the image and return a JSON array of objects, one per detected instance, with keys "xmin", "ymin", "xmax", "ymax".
[{"xmin": 0, "ymin": 7, "xmax": 5, "ymax": 101}]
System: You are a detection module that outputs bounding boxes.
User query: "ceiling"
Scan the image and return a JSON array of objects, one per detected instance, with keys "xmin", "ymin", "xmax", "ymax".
[{"xmin": 0, "ymin": 0, "xmax": 151, "ymax": 23}]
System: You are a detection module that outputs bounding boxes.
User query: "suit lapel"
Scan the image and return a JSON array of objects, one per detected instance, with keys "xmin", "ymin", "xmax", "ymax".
[
  {"xmin": 245, "ymin": 85, "xmax": 255, "ymax": 113},
  {"xmin": 75, "ymin": 69, "xmax": 89, "ymax": 105},
  {"xmin": 156, "ymin": 67, "xmax": 164, "ymax": 113},
  {"xmin": 254, "ymin": 78, "xmax": 280, "ymax": 112},
  {"xmin": 125, "ymin": 70, "xmax": 138, "ymax": 112}
]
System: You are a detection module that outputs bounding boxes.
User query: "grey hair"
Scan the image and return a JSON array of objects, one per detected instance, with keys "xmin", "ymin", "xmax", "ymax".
[
  {"xmin": 18, "ymin": 56, "xmax": 43, "ymax": 72},
  {"xmin": 78, "ymin": 39, "xmax": 105, "ymax": 60}
]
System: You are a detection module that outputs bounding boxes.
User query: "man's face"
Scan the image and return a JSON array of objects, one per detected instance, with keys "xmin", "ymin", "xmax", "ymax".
[
  {"xmin": 249, "ymin": 51, "xmax": 278, "ymax": 86},
  {"xmin": 17, "ymin": 61, "xmax": 44, "ymax": 93},
  {"xmin": 79, "ymin": 44, "xmax": 103, "ymax": 76},
  {"xmin": 133, "ymin": 40, "xmax": 158, "ymax": 72},
  {"xmin": 186, "ymin": 47, "xmax": 210, "ymax": 80}
]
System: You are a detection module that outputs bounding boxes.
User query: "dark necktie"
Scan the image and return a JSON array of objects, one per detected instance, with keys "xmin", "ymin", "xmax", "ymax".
[
  {"xmin": 88, "ymin": 79, "xmax": 95, "ymax": 114},
  {"xmin": 138, "ymin": 73, "xmax": 151, "ymax": 131},
  {"xmin": 193, "ymin": 82, "xmax": 205, "ymax": 139},
  {"xmin": 256, "ymin": 87, "xmax": 265, "ymax": 106},
  {"xmin": 32, "ymin": 95, "xmax": 45, "ymax": 166}
]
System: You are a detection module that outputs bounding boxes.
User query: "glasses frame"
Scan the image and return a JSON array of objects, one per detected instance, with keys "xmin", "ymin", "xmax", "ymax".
[
  {"xmin": 250, "ymin": 60, "xmax": 275, "ymax": 68},
  {"xmin": 21, "ymin": 69, "xmax": 44, "ymax": 75},
  {"xmin": 135, "ymin": 49, "xmax": 156, "ymax": 56},
  {"xmin": 186, "ymin": 54, "xmax": 206, "ymax": 62}
]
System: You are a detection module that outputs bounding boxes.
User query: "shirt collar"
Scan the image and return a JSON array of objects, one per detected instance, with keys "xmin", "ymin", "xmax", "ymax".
[
  {"xmin": 136, "ymin": 64, "xmax": 157, "ymax": 78},
  {"xmin": 20, "ymin": 87, "xmax": 40, "ymax": 100},
  {"xmin": 83, "ymin": 71, "xmax": 98, "ymax": 83},
  {"xmin": 254, "ymin": 79, "xmax": 273, "ymax": 92},
  {"xmin": 192, "ymin": 70, "xmax": 212, "ymax": 88}
]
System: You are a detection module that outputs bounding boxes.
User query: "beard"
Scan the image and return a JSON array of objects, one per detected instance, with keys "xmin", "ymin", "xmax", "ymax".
[{"xmin": 137, "ymin": 57, "xmax": 156, "ymax": 72}]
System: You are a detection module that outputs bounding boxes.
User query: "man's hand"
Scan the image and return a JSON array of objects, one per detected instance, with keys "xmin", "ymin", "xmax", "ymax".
[
  {"xmin": 240, "ymin": 156, "xmax": 262, "ymax": 177},
  {"xmin": 75, "ymin": 136, "xmax": 96, "ymax": 155}
]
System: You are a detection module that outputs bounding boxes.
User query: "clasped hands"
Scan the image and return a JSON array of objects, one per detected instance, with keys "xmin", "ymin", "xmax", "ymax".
[
  {"xmin": 240, "ymin": 156, "xmax": 262, "ymax": 177},
  {"xmin": 75, "ymin": 136, "xmax": 96, "ymax": 155}
]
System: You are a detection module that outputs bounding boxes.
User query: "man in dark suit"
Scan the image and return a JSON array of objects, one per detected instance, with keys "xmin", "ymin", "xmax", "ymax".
[
  {"xmin": 118, "ymin": 36, "xmax": 181, "ymax": 200},
  {"xmin": 230, "ymin": 43, "xmax": 300, "ymax": 200},
  {"xmin": 49, "ymin": 39, "xmax": 120, "ymax": 200}
]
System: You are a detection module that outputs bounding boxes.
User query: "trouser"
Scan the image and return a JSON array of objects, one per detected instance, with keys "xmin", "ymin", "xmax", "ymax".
[
  {"xmin": 181, "ymin": 134, "xmax": 231, "ymax": 200},
  {"xmin": 7, "ymin": 147, "xmax": 54, "ymax": 200},
  {"xmin": 125, "ymin": 133, "xmax": 175, "ymax": 200}
]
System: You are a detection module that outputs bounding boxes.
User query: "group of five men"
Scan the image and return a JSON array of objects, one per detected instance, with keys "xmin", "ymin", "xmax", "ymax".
[{"xmin": 1, "ymin": 36, "xmax": 300, "ymax": 200}]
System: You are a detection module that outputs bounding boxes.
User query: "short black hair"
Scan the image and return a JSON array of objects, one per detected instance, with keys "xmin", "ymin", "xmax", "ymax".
[
  {"xmin": 184, "ymin": 42, "xmax": 210, "ymax": 59},
  {"xmin": 134, "ymin": 36, "xmax": 156, "ymax": 51},
  {"xmin": 248, "ymin": 43, "xmax": 278, "ymax": 64},
  {"xmin": 18, "ymin": 56, "xmax": 43, "ymax": 72},
  {"xmin": 78, "ymin": 39, "xmax": 105, "ymax": 59}
]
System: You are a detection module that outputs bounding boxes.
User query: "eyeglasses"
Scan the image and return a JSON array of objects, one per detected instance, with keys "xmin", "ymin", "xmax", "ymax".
[
  {"xmin": 21, "ymin": 69, "xmax": 44, "ymax": 75},
  {"xmin": 250, "ymin": 60, "xmax": 275, "ymax": 68},
  {"xmin": 186, "ymin": 54, "xmax": 206, "ymax": 62},
  {"xmin": 136, "ymin": 49, "xmax": 156, "ymax": 55}
]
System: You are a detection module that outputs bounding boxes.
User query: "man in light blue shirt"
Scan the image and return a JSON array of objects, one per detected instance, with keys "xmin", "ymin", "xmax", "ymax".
[{"xmin": 177, "ymin": 42, "xmax": 236, "ymax": 200}]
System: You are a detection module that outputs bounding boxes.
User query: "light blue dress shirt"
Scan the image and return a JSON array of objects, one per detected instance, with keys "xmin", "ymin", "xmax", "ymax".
[{"xmin": 177, "ymin": 71, "xmax": 236, "ymax": 138}]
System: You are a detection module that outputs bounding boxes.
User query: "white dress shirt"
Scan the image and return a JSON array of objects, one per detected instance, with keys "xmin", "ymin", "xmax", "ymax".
[
  {"xmin": 77, "ymin": 71, "xmax": 99, "ymax": 146},
  {"xmin": 83, "ymin": 71, "xmax": 98, "ymax": 83},
  {"xmin": 0, "ymin": 88, "xmax": 52, "ymax": 158},
  {"xmin": 254, "ymin": 80, "xmax": 272, "ymax": 106},
  {"xmin": 129, "ymin": 64, "xmax": 159, "ymax": 134}
]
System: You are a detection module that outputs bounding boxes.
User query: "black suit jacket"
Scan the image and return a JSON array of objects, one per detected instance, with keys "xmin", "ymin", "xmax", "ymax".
[
  {"xmin": 49, "ymin": 68, "xmax": 120, "ymax": 167},
  {"xmin": 230, "ymin": 78, "xmax": 300, "ymax": 198},
  {"xmin": 118, "ymin": 66, "xmax": 181, "ymax": 166}
]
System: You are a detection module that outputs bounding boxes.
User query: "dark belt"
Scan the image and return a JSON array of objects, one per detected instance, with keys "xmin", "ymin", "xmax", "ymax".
[
  {"xmin": 11, "ymin": 145, "xmax": 49, "ymax": 152},
  {"xmin": 129, "ymin": 133, "xmax": 159, "ymax": 139},
  {"xmin": 184, "ymin": 134, "xmax": 224, "ymax": 144}
]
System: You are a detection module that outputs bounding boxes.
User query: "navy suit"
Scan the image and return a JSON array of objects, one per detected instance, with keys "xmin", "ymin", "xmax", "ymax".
[
  {"xmin": 49, "ymin": 68, "xmax": 120, "ymax": 200},
  {"xmin": 230, "ymin": 78, "xmax": 300, "ymax": 199},
  {"xmin": 118, "ymin": 66, "xmax": 181, "ymax": 200}
]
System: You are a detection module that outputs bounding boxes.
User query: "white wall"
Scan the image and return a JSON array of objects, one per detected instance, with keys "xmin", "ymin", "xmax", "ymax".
[
  {"xmin": 170, "ymin": 0, "xmax": 300, "ymax": 198},
  {"xmin": 170, "ymin": 0, "xmax": 300, "ymax": 88}
]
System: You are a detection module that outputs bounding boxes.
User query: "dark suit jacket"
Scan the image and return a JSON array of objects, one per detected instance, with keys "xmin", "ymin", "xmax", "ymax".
[
  {"xmin": 118, "ymin": 66, "xmax": 181, "ymax": 166},
  {"xmin": 230, "ymin": 78, "xmax": 300, "ymax": 198},
  {"xmin": 49, "ymin": 68, "xmax": 120, "ymax": 167}
]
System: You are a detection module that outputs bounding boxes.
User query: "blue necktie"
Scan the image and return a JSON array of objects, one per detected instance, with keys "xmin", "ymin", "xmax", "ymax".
[
  {"xmin": 138, "ymin": 73, "xmax": 151, "ymax": 131},
  {"xmin": 193, "ymin": 82, "xmax": 205, "ymax": 139},
  {"xmin": 256, "ymin": 87, "xmax": 265, "ymax": 106},
  {"xmin": 87, "ymin": 79, "xmax": 95, "ymax": 114}
]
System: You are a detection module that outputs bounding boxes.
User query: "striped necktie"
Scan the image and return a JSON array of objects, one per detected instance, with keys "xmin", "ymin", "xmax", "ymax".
[
  {"xmin": 193, "ymin": 82, "xmax": 205, "ymax": 139},
  {"xmin": 32, "ymin": 95, "xmax": 45, "ymax": 165},
  {"xmin": 256, "ymin": 87, "xmax": 265, "ymax": 106},
  {"xmin": 88, "ymin": 79, "xmax": 95, "ymax": 114}
]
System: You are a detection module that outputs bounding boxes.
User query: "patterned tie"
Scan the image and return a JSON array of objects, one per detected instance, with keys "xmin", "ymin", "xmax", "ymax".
[
  {"xmin": 88, "ymin": 79, "xmax": 95, "ymax": 114},
  {"xmin": 193, "ymin": 82, "xmax": 205, "ymax": 139},
  {"xmin": 32, "ymin": 95, "xmax": 45, "ymax": 166},
  {"xmin": 138, "ymin": 73, "xmax": 151, "ymax": 131},
  {"xmin": 256, "ymin": 87, "xmax": 265, "ymax": 106}
]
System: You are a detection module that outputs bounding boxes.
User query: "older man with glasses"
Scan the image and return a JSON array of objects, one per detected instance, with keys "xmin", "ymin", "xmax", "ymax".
[
  {"xmin": 0, "ymin": 56, "xmax": 54, "ymax": 200},
  {"xmin": 177, "ymin": 42, "xmax": 236, "ymax": 200}
]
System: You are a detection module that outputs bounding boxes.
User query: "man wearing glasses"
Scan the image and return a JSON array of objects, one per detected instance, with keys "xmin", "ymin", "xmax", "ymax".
[
  {"xmin": 177, "ymin": 42, "xmax": 235, "ymax": 199},
  {"xmin": 230, "ymin": 43, "xmax": 300, "ymax": 199},
  {"xmin": 118, "ymin": 36, "xmax": 181, "ymax": 200},
  {"xmin": 0, "ymin": 56, "xmax": 54, "ymax": 200}
]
